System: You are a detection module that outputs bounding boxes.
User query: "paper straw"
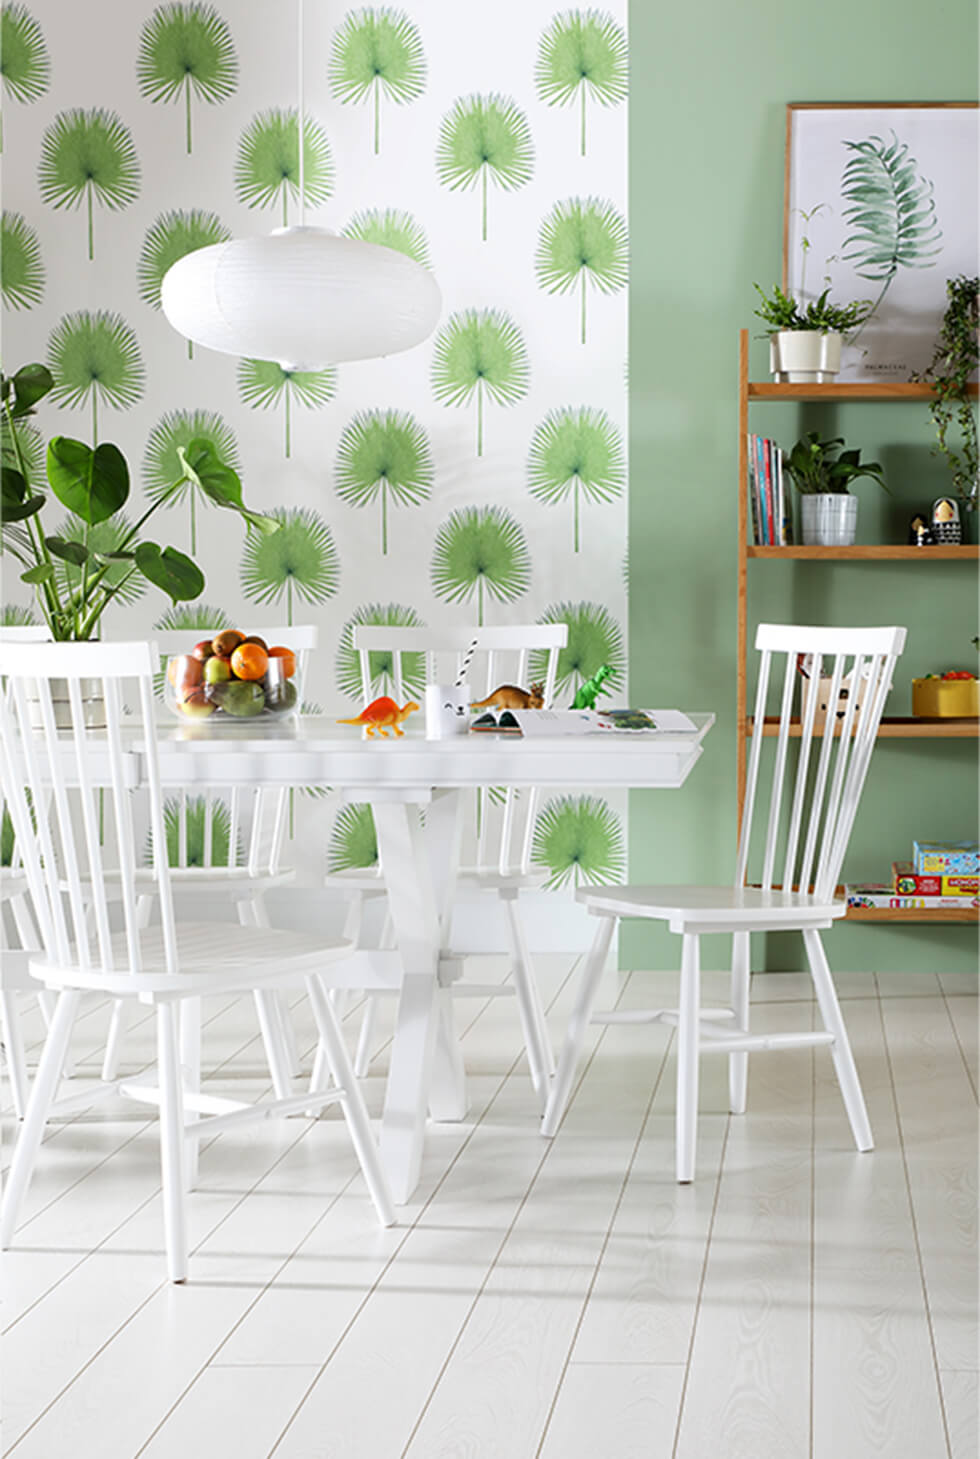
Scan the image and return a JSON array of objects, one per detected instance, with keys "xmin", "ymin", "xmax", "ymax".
[{"xmin": 454, "ymin": 638, "xmax": 479, "ymax": 686}]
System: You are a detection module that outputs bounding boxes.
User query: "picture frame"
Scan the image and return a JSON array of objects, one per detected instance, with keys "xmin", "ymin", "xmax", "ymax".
[{"xmin": 783, "ymin": 102, "xmax": 979, "ymax": 382}]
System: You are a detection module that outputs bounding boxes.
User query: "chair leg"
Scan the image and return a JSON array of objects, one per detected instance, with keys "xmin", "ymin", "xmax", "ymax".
[
  {"xmin": 157, "ymin": 1001, "xmax": 189, "ymax": 1283},
  {"xmin": 676, "ymin": 932, "xmax": 701, "ymax": 1184},
  {"xmin": 802, "ymin": 928, "xmax": 872, "ymax": 1152},
  {"xmin": 729, "ymin": 931, "xmax": 750, "ymax": 1115},
  {"xmin": 1, "ymin": 989, "xmax": 81, "ymax": 1247},
  {"xmin": 1, "ymin": 991, "xmax": 29, "ymax": 1120},
  {"xmin": 101, "ymin": 999, "xmax": 128, "ymax": 1081},
  {"xmin": 501, "ymin": 892, "xmax": 555, "ymax": 1112},
  {"xmin": 353, "ymin": 992, "xmax": 379, "ymax": 1078},
  {"xmin": 253, "ymin": 990, "xmax": 295, "ymax": 1101},
  {"xmin": 241, "ymin": 894, "xmax": 302, "ymax": 1078},
  {"xmin": 179, "ymin": 995, "xmax": 202, "ymax": 1190},
  {"xmin": 541, "ymin": 914, "xmax": 616, "ymax": 1138}
]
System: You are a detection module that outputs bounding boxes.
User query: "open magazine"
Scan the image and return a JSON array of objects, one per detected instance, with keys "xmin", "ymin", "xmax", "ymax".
[{"xmin": 468, "ymin": 708, "xmax": 698, "ymax": 736}]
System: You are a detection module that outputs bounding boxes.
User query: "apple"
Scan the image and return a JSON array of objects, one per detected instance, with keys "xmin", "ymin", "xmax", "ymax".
[
  {"xmin": 204, "ymin": 655, "xmax": 232, "ymax": 686},
  {"xmin": 179, "ymin": 687, "xmax": 215, "ymax": 717},
  {"xmin": 192, "ymin": 639, "xmax": 215, "ymax": 662}
]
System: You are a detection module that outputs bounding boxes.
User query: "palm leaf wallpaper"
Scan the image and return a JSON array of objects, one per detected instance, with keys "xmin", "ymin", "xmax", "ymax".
[
  {"xmin": 531, "ymin": 793, "xmax": 625, "ymax": 888},
  {"xmin": 3, "ymin": 0, "xmax": 628, "ymax": 927}
]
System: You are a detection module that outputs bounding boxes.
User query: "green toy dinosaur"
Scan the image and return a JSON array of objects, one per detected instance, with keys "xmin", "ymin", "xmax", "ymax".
[{"xmin": 571, "ymin": 663, "xmax": 613, "ymax": 711}]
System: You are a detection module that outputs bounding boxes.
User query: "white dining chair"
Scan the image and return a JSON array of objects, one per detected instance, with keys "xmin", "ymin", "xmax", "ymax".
[
  {"xmin": 324, "ymin": 623, "xmax": 568, "ymax": 1109},
  {"xmin": 0, "ymin": 639, "xmax": 393, "ymax": 1283},
  {"xmin": 542, "ymin": 623, "xmax": 907, "ymax": 1181}
]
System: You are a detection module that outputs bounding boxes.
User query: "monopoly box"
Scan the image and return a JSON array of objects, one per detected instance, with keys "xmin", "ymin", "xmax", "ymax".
[{"xmin": 893, "ymin": 862, "xmax": 979, "ymax": 897}]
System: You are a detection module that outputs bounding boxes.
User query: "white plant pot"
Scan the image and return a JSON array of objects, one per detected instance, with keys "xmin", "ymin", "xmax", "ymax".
[
  {"xmin": 769, "ymin": 330, "xmax": 842, "ymax": 383},
  {"xmin": 25, "ymin": 677, "xmax": 107, "ymax": 730},
  {"xmin": 800, "ymin": 494, "xmax": 858, "ymax": 546}
]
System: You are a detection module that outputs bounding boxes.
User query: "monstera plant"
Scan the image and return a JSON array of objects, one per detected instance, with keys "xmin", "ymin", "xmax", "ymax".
[{"xmin": 0, "ymin": 362, "xmax": 277, "ymax": 640}]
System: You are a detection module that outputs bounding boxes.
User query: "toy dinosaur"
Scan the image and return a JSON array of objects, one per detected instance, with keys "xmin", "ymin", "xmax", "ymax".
[
  {"xmin": 337, "ymin": 696, "xmax": 419, "ymax": 738},
  {"xmin": 469, "ymin": 682, "xmax": 545, "ymax": 711},
  {"xmin": 571, "ymin": 664, "xmax": 613, "ymax": 711}
]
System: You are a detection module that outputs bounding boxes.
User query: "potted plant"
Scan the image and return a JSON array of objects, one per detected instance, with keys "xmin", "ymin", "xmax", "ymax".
[
  {"xmin": 783, "ymin": 431, "xmax": 888, "ymax": 545},
  {"xmin": 753, "ymin": 283, "xmax": 873, "ymax": 384},
  {"xmin": 912, "ymin": 274, "xmax": 979, "ymax": 531}
]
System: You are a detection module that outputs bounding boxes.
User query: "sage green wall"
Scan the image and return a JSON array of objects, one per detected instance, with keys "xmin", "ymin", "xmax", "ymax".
[{"xmin": 626, "ymin": 0, "xmax": 979, "ymax": 973}]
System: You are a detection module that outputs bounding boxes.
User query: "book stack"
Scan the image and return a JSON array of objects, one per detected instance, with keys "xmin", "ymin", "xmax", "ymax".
[
  {"xmin": 747, "ymin": 434, "xmax": 791, "ymax": 546},
  {"xmin": 846, "ymin": 840, "xmax": 979, "ymax": 909}
]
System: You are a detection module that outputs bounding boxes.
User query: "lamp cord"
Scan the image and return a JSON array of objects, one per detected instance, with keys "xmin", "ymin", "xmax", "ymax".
[{"xmin": 297, "ymin": 0, "xmax": 305, "ymax": 227}]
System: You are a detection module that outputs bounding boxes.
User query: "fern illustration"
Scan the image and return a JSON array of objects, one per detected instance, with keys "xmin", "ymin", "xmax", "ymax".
[
  {"xmin": 431, "ymin": 505, "xmax": 530, "ymax": 627},
  {"xmin": 241, "ymin": 506, "xmax": 339, "ymax": 625},
  {"xmin": 1, "ymin": 2, "xmax": 50, "ymax": 148},
  {"xmin": 238, "ymin": 357, "xmax": 336, "ymax": 459},
  {"xmin": 431, "ymin": 308, "xmax": 530, "ymax": 457},
  {"xmin": 530, "ymin": 600, "xmax": 624, "ymax": 696},
  {"xmin": 328, "ymin": 7, "xmax": 425, "ymax": 155},
  {"xmin": 335, "ymin": 410, "xmax": 433, "ymax": 554},
  {"xmin": 535, "ymin": 9, "xmax": 627, "ymax": 156},
  {"xmin": 235, "ymin": 109, "xmax": 333, "ymax": 227},
  {"xmin": 138, "ymin": 209, "xmax": 231, "ymax": 358},
  {"xmin": 527, "ymin": 406, "xmax": 625, "ymax": 551},
  {"xmin": 38, "ymin": 108, "xmax": 140, "ymax": 260},
  {"xmin": 328, "ymin": 803, "xmax": 379, "ymax": 873},
  {"xmin": 48, "ymin": 310, "xmax": 145, "ymax": 445},
  {"xmin": 341, "ymin": 207, "xmax": 431, "ymax": 267},
  {"xmin": 436, "ymin": 93, "xmax": 533, "ymax": 241},
  {"xmin": 143, "ymin": 409, "xmax": 239, "ymax": 553},
  {"xmin": 335, "ymin": 602, "xmax": 427, "ymax": 702},
  {"xmin": 840, "ymin": 130, "xmax": 943, "ymax": 322},
  {"xmin": 137, "ymin": 3, "xmax": 237, "ymax": 154},
  {"xmin": 1, "ymin": 210, "xmax": 43, "ymax": 309},
  {"xmin": 532, "ymin": 793, "xmax": 624, "ymax": 889},
  {"xmin": 537, "ymin": 196, "xmax": 627, "ymax": 344}
]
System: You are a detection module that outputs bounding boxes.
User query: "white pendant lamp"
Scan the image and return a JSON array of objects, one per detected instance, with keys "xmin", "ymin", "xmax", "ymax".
[{"xmin": 160, "ymin": 1, "xmax": 440, "ymax": 371}]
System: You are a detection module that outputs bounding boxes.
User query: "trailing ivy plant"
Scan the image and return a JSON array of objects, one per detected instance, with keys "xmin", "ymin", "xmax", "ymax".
[{"xmin": 912, "ymin": 275, "xmax": 979, "ymax": 511}]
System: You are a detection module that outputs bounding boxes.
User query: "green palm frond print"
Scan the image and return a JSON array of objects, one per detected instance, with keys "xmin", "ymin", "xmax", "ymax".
[
  {"xmin": 335, "ymin": 410, "xmax": 433, "ymax": 554},
  {"xmin": 532, "ymin": 794, "xmax": 624, "ymax": 889},
  {"xmin": 137, "ymin": 3, "xmax": 238, "ymax": 154},
  {"xmin": 328, "ymin": 802, "xmax": 379, "ymax": 872},
  {"xmin": 0, "ymin": 3, "xmax": 50, "ymax": 106},
  {"xmin": 143, "ymin": 409, "xmax": 240, "ymax": 553},
  {"xmin": 0, "ymin": 806, "xmax": 14, "ymax": 867},
  {"xmin": 235, "ymin": 109, "xmax": 333, "ymax": 227},
  {"xmin": 238, "ymin": 358, "xmax": 337, "ymax": 459},
  {"xmin": 341, "ymin": 207, "xmax": 431, "ymax": 267},
  {"xmin": 154, "ymin": 601, "xmax": 232, "ymax": 632},
  {"xmin": 1, "ymin": 418, "xmax": 43, "ymax": 481},
  {"xmin": 536, "ymin": 9, "xmax": 627, "ymax": 155},
  {"xmin": 38, "ymin": 108, "xmax": 140, "ymax": 260},
  {"xmin": 431, "ymin": 308, "xmax": 530, "ymax": 456},
  {"xmin": 530, "ymin": 600, "xmax": 624, "ymax": 696},
  {"xmin": 1, "ymin": 211, "xmax": 43, "ymax": 309},
  {"xmin": 537, "ymin": 196, "xmax": 628, "ymax": 343},
  {"xmin": 431, "ymin": 505, "xmax": 531, "ymax": 627},
  {"xmin": 48, "ymin": 310, "xmax": 145, "ymax": 446},
  {"xmin": 528, "ymin": 406, "xmax": 625, "ymax": 551},
  {"xmin": 54, "ymin": 511, "xmax": 146, "ymax": 608},
  {"xmin": 335, "ymin": 602, "xmax": 427, "ymax": 702},
  {"xmin": 436, "ymin": 93, "xmax": 533, "ymax": 241},
  {"xmin": 840, "ymin": 131, "xmax": 943, "ymax": 322},
  {"xmin": 328, "ymin": 7, "xmax": 425, "ymax": 155},
  {"xmin": 151, "ymin": 795, "xmax": 238, "ymax": 868},
  {"xmin": 138, "ymin": 210, "xmax": 231, "ymax": 357},
  {"xmin": 241, "ymin": 506, "xmax": 339, "ymax": 625},
  {"xmin": 0, "ymin": 602, "xmax": 39, "ymax": 627}
]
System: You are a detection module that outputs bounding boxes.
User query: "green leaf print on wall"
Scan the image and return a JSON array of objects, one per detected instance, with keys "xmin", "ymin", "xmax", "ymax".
[
  {"xmin": 242, "ymin": 506, "xmax": 339, "ymax": 626},
  {"xmin": 536, "ymin": 9, "xmax": 627, "ymax": 156},
  {"xmin": 47, "ymin": 310, "xmax": 145, "ymax": 446},
  {"xmin": 139, "ymin": 210, "xmax": 231, "ymax": 358},
  {"xmin": 1, "ymin": 2, "xmax": 50, "ymax": 146},
  {"xmin": 536, "ymin": 197, "xmax": 627, "ymax": 343},
  {"xmin": 154, "ymin": 602, "xmax": 232, "ymax": 632},
  {"xmin": 527, "ymin": 406, "xmax": 624, "ymax": 551},
  {"xmin": 238, "ymin": 358, "xmax": 337, "ymax": 459},
  {"xmin": 1, "ymin": 211, "xmax": 43, "ymax": 309},
  {"xmin": 335, "ymin": 603, "xmax": 427, "ymax": 702},
  {"xmin": 328, "ymin": 7, "xmax": 426, "ymax": 156},
  {"xmin": 436, "ymin": 94, "xmax": 533, "ymax": 242},
  {"xmin": 530, "ymin": 600, "xmax": 624, "ymax": 696},
  {"xmin": 341, "ymin": 208, "xmax": 431, "ymax": 267},
  {"xmin": 153, "ymin": 796, "xmax": 238, "ymax": 868},
  {"xmin": 38, "ymin": 109, "xmax": 140, "ymax": 261},
  {"xmin": 532, "ymin": 794, "xmax": 624, "ymax": 888},
  {"xmin": 1, "ymin": 603, "xmax": 40, "ymax": 627},
  {"xmin": 235, "ymin": 110, "xmax": 333, "ymax": 227},
  {"xmin": 54, "ymin": 511, "xmax": 146, "ymax": 608},
  {"xmin": 431, "ymin": 308, "xmax": 530, "ymax": 457},
  {"xmin": 431, "ymin": 506, "xmax": 531, "ymax": 628},
  {"xmin": 328, "ymin": 803, "xmax": 379, "ymax": 872},
  {"xmin": 143, "ymin": 409, "xmax": 240, "ymax": 553},
  {"xmin": 335, "ymin": 410, "xmax": 433, "ymax": 554},
  {"xmin": 137, "ymin": 2, "xmax": 238, "ymax": 155}
]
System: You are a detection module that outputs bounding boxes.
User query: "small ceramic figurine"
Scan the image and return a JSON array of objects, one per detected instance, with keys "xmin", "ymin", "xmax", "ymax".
[
  {"xmin": 337, "ymin": 696, "xmax": 419, "ymax": 738},
  {"xmin": 470, "ymin": 683, "xmax": 545, "ymax": 710},
  {"xmin": 909, "ymin": 513, "xmax": 934, "ymax": 547},
  {"xmin": 931, "ymin": 497, "xmax": 962, "ymax": 544},
  {"xmin": 571, "ymin": 663, "xmax": 612, "ymax": 710}
]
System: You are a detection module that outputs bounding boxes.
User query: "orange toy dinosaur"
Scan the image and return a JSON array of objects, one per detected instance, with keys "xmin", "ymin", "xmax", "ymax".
[{"xmin": 336, "ymin": 696, "xmax": 420, "ymax": 738}]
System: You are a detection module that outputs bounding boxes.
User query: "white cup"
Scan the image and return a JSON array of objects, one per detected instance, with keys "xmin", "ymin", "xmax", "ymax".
[{"xmin": 425, "ymin": 683, "xmax": 471, "ymax": 740}]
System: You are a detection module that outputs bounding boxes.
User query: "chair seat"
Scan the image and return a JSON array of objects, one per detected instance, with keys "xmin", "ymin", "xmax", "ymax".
[
  {"xmin": 576, "ymin": 883, "xmax": 845, "ymax": 929},
  {"xmin": 457, "ymin": 866, "xmax": 548, "ymax": 893}
]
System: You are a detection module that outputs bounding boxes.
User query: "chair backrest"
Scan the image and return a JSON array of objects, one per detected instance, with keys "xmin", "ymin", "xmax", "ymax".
[
  {"xmin": 0, "ymin": 625, "xmax": 52, "ymax": 642},
  {"xmin": 352, "ymin": 623, "xmax": 569, "ymax": 875},
  {"xmin": 0, "ymin": 640, "xmax": 178, "ymax": 975},
  {"xmin": 737, "ymin": 623, "xmax": 906, "ymax": 903}
]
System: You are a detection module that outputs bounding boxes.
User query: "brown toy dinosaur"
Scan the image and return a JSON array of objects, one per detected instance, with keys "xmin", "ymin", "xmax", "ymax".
[
  {"xmin": 337, "ymin": 696, "xmax": 419, "ymax": 738},
  {"xmin": 469, "ymin": 682, "xmax": 545, "ymax": 710}
]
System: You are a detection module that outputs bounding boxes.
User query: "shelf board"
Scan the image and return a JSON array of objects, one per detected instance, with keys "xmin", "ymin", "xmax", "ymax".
[
  {"xmin": 747, "ymin": 381, "xmax": 980, "ymax": 402},
  {"xmin": 747, "ymin": 544, "xmax": 979, "ymax": 561},
  {"xmin": 748, "ymin": 716, "xmax": 979, "ymax": 739},
  {"xmin": 844, "ymin": 903, "xmax": 978, "ymax": 924}
]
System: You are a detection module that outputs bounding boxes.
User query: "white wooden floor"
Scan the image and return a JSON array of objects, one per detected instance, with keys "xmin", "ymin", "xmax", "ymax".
[{"xmin": 2, "ymin": 956, "xmax": 977, "ymax": 1459}]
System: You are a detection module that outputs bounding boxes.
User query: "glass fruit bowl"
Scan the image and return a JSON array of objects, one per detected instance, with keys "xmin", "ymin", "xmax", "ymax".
[{"xmin": 164, "ymin": 636, "xmax": 300, "ymax": 721}]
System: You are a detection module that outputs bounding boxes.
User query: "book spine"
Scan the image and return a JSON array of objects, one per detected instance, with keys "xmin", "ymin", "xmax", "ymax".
[
  {"xmin": 756, "ymin": 435, "xmax": 770, "ymax": 544},
  {"xmin": 777, "ymin": 445, "xmax": 791, "ymax": 545},
  {"xmin": 761, "ymin": 436, "xmax": 775, "ymax": 548},
  {"xmin": 746, "ymin": 434, "xmax": 759, "ymax": 544}
]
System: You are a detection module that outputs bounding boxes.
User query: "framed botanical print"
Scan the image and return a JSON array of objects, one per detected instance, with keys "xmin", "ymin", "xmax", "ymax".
[{"xmin": 783, "ymin": 102, "xmax": 978, "ymax": 381}]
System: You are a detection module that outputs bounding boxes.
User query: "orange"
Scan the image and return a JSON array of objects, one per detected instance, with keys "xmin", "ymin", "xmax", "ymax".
[
  {"xmin": 268, "ymin": 645, "xmax": 296, "ymax": 678},
  {"xmin": 230, "ymin": 642, "xmax": 269, "ymax": 681}
]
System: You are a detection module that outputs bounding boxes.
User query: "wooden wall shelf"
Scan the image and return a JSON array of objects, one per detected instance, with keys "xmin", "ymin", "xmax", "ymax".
[
  {"xmin": 844, "ymin": 904, "xmax": 978, "ymax": 925},
  {"xmin": 748, "ymin": 716, "xmax": 979, "ymax": 739},
  {"xmin": 747, "ymin": 544, "xmax": 978, "ymax": 561},
  {"xmin": 747, "ymin": 381, "xmax": 979, "ymax": 403}
]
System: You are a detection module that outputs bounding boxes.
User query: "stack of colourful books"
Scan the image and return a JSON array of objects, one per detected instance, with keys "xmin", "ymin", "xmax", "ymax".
[
  {"xmin": 747, "ymin": 434, "xmax": 791, "ymax": 546},
  {"xmin": 846, "ymin": 841, "xmax": 979, "ymax": 909}
]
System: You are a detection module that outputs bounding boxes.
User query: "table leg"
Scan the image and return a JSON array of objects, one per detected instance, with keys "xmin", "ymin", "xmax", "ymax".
[{"xmin": 421, "ymin": 789, "xmax": 467, "ymax": 1123}]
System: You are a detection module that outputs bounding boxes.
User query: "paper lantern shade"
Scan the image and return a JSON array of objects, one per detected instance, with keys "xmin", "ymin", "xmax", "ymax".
[{"xmin": 160, "ymin": 226, "xmax": 442, "ymax": 370}]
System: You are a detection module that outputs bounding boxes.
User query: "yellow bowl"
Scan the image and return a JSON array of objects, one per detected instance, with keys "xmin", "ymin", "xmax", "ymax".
[{"xmin": 911, "ymin": 677, "xmax": 979, "ymax": 718}]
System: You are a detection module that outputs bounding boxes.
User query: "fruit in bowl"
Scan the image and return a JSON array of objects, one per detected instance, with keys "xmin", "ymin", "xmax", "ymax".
[{"xmin": 164, "ymin": 630, "xmax": 300, "ymax": 719}]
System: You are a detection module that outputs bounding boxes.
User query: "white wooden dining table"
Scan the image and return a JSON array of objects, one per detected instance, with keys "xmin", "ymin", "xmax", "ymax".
[{"xmin": 126, "ymin": 714, "xmax": 714, "ymax": 1203}]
